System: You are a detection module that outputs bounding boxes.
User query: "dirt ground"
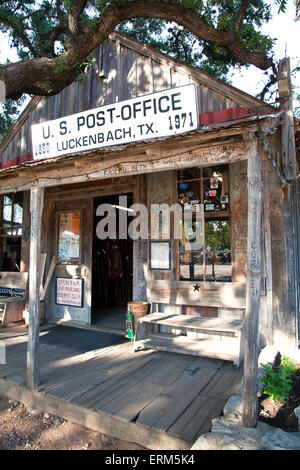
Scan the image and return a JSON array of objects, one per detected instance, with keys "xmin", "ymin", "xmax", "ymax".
[{"xmin": 0, "ymin": 394, "xmax": 147, "ymax": 450}]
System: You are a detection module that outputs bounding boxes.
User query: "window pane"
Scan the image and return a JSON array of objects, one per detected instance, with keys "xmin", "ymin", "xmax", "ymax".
[
  {"xmin": 205, "ymin": 220, "xmax": 231, "ymax": 282},
  {"xmin": 203, "ymin": 167, "xmax": 229, "ymax": 215},
  {"xmin": 177, "ymin": 167, "xmax": 200, "ymax": 182},
  {"xmin": 58, "ymin": 212, "xmax": 81, "ymax": 262},
  {"xmin": 3, "ymin": 205, "xmax": 12, "ymax": 224},
  {"xmin": 3, "ymin": 195, "xmax": 12, "ymax": 206},
  {"xmin": 179, "ymin": 210, "xmax": 204, "ymax": 281},
  {"xmin": 14, "ymin": 192, "xmax": 23, "ymax": 205},
  {"xmin": 13, "ymin": 203, "xmax": 23, "ymax": 224}
]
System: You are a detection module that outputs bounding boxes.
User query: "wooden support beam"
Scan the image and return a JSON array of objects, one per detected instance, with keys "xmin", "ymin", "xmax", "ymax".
[
  {"xmin": 278, "ymin": 58, "xmax": 297, "ymax": 181},
  {"xmin": 27, "ymin": 185, "xmax": 44, "ymax": 389},
  {"xmin": 242, "ymin": 152, "xmax": 262, "ymax": 428}
]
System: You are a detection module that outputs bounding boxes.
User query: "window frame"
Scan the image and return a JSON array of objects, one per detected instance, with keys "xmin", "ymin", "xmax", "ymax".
[
  {"xmin": 1, "ymin": 192, "xmax": 24, "ymax": 238},
  {"xmin": 176, "ymin": 165, "xmax": 232, "ymax": 282}
]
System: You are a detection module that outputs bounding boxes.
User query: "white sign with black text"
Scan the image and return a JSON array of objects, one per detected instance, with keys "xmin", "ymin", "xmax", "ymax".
[
  {"xmin": 31, "ymin": 84, "xmax": 198, "ymax": 160},
  {"xmin": 56, "ymin": 277, "xmax": 83, "ymax": 308}
]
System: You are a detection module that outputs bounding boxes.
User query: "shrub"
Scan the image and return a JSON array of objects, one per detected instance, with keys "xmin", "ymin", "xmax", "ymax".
[{"xmin": 260, "ymin": 355, "xmax": 297, "ymax": 403}]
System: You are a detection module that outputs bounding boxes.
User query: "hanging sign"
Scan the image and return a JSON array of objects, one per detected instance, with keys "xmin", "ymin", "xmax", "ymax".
[
  {"xmin": 31, "ymin": 84, "xmax": 199, "ymax": 161},
  {"xmin": 56, "ymin": 277, "xmax": 84, "ymax": 308}
]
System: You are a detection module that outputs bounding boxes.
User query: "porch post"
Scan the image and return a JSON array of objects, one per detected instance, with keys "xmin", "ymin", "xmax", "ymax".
[
  {"xmin": 242, "ymin": 151, "xmax": 262, "ymax": 428},
  {"xmin": 27, "ymin": 185, "xmax": 44, "ymax": 389}
]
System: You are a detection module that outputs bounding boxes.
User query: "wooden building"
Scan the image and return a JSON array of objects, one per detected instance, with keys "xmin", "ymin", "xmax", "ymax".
[{"xmin": 0, "ymin": 33, "xmax": 299, "ymax": 421}]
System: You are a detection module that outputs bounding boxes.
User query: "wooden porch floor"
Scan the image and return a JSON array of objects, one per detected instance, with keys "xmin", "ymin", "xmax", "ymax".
[{"xmin": 0, "ymin": 324, "xmax": 243, "ymax": 450}]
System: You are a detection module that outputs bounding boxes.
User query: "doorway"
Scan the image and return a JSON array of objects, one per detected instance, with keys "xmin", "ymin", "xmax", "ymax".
[{"xmin": 92, "ymin": 193, "xmax": 133, "ymax": 330}]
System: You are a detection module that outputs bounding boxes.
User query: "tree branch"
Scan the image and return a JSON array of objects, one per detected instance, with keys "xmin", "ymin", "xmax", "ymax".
[
  {"xmin": 0, "ymin": 0, "xmax": 274, "ymax": 100},
  {"xmin": 235, "ymin": 0, "xmax": 250, "ymax": 31},
  {"xmin": 67, "ymin": 0, "xmax": 89, "ymax": 46},
  {"xmin": 0, "ymin": 13, "xmax": 37, "ymax": 58}
]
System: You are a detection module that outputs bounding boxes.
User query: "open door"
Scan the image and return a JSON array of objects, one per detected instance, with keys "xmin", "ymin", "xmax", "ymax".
[{"xmin": 92, "ymin": 193, "xmax": 133, "ymax": 330}]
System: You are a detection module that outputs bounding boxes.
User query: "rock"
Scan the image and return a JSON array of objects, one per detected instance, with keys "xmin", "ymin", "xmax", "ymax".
[
  {"xmin": 222, "ymin": 394, "xmax": 243, "ymax": 424},
  {"xmin": 54, "ymin": 416, "xmax": 65, "ymax": 426},
  {"xmin": 294, "ymin": 405, "xmax": 300, "ymax": 430},
  {"xmin": 27, "ymin": 407, "xmax": 39, "ymax": 415},
  {"xmin": 43, "ymin": 413, "xmax": 50, "ymax": 419},
  {"xmin": 261, "ymin": 428, "xmax": 300, "ymax": 450},
  {"xmin": 191, "ymin": 430, "xmax": 260, "ymax": 451}
]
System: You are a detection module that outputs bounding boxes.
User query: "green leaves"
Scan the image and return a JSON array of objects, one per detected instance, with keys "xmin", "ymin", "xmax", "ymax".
[
  {"xmin": 260, "ymin": 355, "xmax": 297, "ymax": 403},
  {"xmin": 275, "ymin": 0, "xmax": 288, "ymax": 13}
]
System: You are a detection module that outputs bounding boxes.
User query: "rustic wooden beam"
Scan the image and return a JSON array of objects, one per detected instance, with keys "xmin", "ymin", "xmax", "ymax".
[
  {"xmin": 27, "ymin": 185, "xmax": 44, "ymax": 389},
  {"xmin": 278, "ymin": 58, "xmax": 297, "ymax": 181},
  {"xmin": 242, "ymin": 151, "xmax": 262, "ymax": 428}
]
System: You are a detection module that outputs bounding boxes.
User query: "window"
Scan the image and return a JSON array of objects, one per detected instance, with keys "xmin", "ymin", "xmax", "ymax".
[
  {"xmin": 57, "ymin": 211, "xmax": 81, "ymax": 262},
  {"xmin": 177, "ymin": 165, "xmax": 231, "ymax": 282},
  {"xmin": 0, "ymin": 193, "xmax": 24, "ymax": 272},
  {"xmin": 2, "ymin": 193, "xmax": 23, "ymax": 236}
]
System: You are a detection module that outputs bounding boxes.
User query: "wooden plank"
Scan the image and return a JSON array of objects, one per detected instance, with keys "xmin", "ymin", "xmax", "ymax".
[
  {"xmin": 167, "ymin": 395, "xmax": 227, "ymax": 440},
  {"xmin": 242, "ymin": 151, "xmax": 262, "ymax": 428},
  {"xmin": 278, "ymin": 58, "xmax": 297, "ymax": 181},
  {"xmin": 200, "ymin": 362, "xmax": 243, "ymax": 398},
  {"xmin": 0, "ymin": 378, "xmax": 191, "ymax": 450},
  {"xmin": 136, "ymin": 362, "xmax": 219, "ymax": 430},
  {"xmin": 40, "ymin": 255, "xmax": 56, "ymax": 301},
  {"xmin": 39, "ymin": 253, "xmax": 47, "ymax": 296},
  {"xmin": 72, "ymin": 351, "xmax": 158, "ymax": 407},
  {"xmin": 79, "ymin": 355, "xmax": 164, "ymax": 410},
  {"xmin": 42, "ymin": 343, "xmax": 143, "ymax": 397},
  {"xmin": 0, "ymin": 272, "xmax": 28, "ymax": 290},
  {"xmin": 27, "ymin": 185, "xmax": 44, "ymax": 389},
  {"xmin": 140, "ymin": 313, "xmax": 243, "ymax": 334},
  {"xmin": 138, "ymin": 334, "xmax": 240, "ymax": 363},
  {"xmin": 97, "ymin": 355, "xmax": 192, "ymax": 421},
  {"xmin": 148, "ymin": 282, "xmax": 246, "ymax": 308}
]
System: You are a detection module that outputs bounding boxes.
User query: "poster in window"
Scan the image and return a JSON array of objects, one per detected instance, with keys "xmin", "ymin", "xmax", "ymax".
[
  {"xmin": 58, "ymin": 212, "xmax": 80, "ymax": 261},
  {"xmin": 210, "ymin": 178, "xmax": 219, "ymax": 189},
  {"xmin": 149, "ymin": 241, "xmax": 171, "ymax": 270},
  {"xmin": 56, "ymin": 277, "xmax": 83, "ymax": 307}
]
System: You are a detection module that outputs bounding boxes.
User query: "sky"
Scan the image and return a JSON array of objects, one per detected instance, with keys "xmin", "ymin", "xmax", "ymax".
[
  {"xmin": 230, "ymin": 0, "xmax": 299, "ymax": 100},
  {"xmin": 0, "ymin": 0, "xmax": 299, "ymax": 108}
]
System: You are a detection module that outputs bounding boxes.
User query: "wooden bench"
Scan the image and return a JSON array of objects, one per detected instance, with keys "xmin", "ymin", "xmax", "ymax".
[
  {"xmin": 0, "ymin": 272, "xmax": 28, "ymax": 327},
  {"xmin": 134, "ymin": 312, "xmax": 244, "ymax": 367}
]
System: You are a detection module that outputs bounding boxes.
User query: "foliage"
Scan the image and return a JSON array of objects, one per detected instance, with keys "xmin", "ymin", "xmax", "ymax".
[
  {"xmin": 0, "ymin": 97, "xmax": 26, "ymax": 142},
  {"xmin": 260, "ymin": 355, "xmax": 297, "ymax": 403},
  {"xmin": 205, "ymin": 220, "xmax": 231, "ymax": 252}
]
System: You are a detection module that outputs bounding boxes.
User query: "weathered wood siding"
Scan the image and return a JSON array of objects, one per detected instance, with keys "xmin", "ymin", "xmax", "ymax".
[{"xmin": 1, "ymin": 36, "xmax": 241, "ymax": 168}]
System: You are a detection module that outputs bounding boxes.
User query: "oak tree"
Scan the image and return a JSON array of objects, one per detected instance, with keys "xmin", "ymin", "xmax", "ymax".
[{"xmin": 0, "ymin": 0, "xmax": 287, "ymax": 101}]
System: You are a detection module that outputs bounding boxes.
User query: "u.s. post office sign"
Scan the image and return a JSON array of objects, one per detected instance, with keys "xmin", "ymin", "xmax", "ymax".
[{"xmin": 31, "ymin": 84, "xmax": 198, "ymax": 160}]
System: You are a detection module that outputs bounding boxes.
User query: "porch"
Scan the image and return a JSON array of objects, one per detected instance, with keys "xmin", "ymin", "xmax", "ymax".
[{"xmin": 0, "ymin": 324, "xmax": 243, "ymax": 450}]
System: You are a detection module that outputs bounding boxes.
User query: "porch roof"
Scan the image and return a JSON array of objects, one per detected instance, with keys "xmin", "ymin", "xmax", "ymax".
[{"xmin": 0, "ymin": 110, "xmax": 282, "ymax": 179}]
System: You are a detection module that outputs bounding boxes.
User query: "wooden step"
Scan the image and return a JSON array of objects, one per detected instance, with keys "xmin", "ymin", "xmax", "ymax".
[
  {"xmin": 137, "ymin": 333, "xmax": 241, "ymax": 364},
  {"xmin": 139, "ymin": 313, "xmax": 243, "ymax": 337},
  {"xmin": 134, "ymin": 314, "xmax": 244, "ymax": 366}
]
